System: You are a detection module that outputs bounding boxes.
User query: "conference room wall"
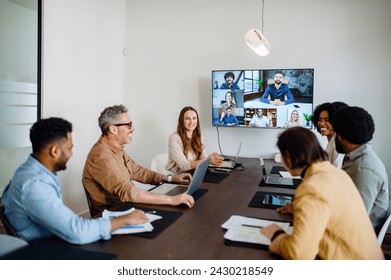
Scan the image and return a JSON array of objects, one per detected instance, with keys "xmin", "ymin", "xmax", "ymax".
[
  {"xmin": 41, "ymin": 0, "xmax": 127, "ymax": 215},
  {"xmin": 41, "ymin": 0, "xmax": 391, "ymax": 214},
  {"xmin": 124, "ymin": 0, "xmax": 391, "ymax": 193}
]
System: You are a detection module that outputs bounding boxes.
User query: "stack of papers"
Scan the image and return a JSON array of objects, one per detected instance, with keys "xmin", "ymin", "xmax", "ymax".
[
  {"xmin": 279, "ymin": 171, "xmax": 301, "ymax": 179},
  {"xmin": 222, "ymin": 215, "xmax": 292, "ymax": 246},
  {"xmin": 102, "ymin": 208, "xmax": 162, "ymax": 235}
]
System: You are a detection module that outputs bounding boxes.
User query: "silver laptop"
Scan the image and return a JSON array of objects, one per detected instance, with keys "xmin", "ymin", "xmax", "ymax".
[
  {"xmin": 150, "ymin": 157, "xmax": 211, "ymax": 196},
  {"xmin": 260, "ymin": 161, "xmax": 293, "ymax": 186},
  {"xmin": 220, "ymin": 141, "xmax": 242, "ymax": 169}
]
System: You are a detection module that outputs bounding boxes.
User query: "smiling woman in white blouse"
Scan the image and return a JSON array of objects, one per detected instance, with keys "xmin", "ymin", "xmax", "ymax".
[{"xmin": 166, "ymin": 106, "xmax": 223, "ymax": 174}]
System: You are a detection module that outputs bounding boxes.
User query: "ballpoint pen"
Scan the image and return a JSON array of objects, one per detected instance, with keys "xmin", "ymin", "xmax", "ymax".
[
  {"xmin": 241, "ymin": 224, "xmax": 263, "ymax": 228},
  {"xmin": 214, "ymin": 167, "xmax": 231, "ymax": 173},
  {"xmin": 121, "ymin": 225, "xmax": 145, "ymax": 229}
]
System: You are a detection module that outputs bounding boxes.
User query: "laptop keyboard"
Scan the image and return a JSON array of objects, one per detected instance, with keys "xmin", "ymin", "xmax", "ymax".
[
  {"xmin": 166, "ymin": 185, "xmax": 188, "ymax": 196},
  {"xmin": 265, "ymin": 176, "xmax": 293, "ymax": 186}
]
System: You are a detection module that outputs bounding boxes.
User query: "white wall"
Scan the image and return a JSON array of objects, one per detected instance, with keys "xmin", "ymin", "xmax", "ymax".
[
  {"xmin": 42, "ymin": 0, "xmax": 126, "ymax": 213},
  {"xmin": 125, "ymin": 0, "xmax": 391, "ymax": 172},
  {"xmin": 42, "ymin": 0, "xmax": 391, "ymax": 213}
]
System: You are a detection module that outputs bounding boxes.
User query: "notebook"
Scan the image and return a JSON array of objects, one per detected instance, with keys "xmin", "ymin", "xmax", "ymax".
[
  {"xmin": 220, "ymin": 141, "xmax": 242, "ymax": 169},
  {"xmin": 150, "ymin": 157, "xmax": 211, "ymax": 196},
  {"xmin": 260, "ymin": 161, "xmax": 293, "ymax": 186}
]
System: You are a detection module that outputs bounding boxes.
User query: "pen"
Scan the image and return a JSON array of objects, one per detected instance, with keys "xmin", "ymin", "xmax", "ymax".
[
  {"xmin": 241, "ymin": 224, "xmax": 263, "ymax": 228},
  {"xmin": 121, "ymin": 225, "xmax": 145, "ymax": 229},
  {"xmin": 215, "ymin": 168, "xmax": 231, "ymax": 173},
  {"xmin": 109, "ymin": 210, "xmax": 156, "ymax": 219}
]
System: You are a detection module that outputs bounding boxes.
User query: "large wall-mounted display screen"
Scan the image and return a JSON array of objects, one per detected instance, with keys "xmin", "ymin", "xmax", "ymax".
[{"xmin": 212, "ymin": 68, "xmax": 314, "ymax": 129}]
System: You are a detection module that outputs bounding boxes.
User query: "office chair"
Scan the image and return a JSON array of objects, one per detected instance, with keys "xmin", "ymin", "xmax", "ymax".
[
  {"xmin": 82, "ymin": 183, "xmax": 99, "ymax": 217},
  {"xmin": 0, "ymin": 205, "xmax": 18, "ymax": 237},
  {"xmin": 0, "ymin": 234, "xmax": 28, "ymax": 258},
  {"xmin": 151, "ymin": 153, "xmax": 171, "ymax": 175},
  {"xmin": 125, "ymin": 154, "xmax": 171, "ymax": 192}
]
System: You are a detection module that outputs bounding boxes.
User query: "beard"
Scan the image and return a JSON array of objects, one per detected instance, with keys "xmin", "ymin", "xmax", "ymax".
[
  {"xmin": 335, "ymin": 137, "xmax": 345, "ymax": 154},
  {"xmin": 56, "ymin": 151, "xmax": 69, "ymax": 171},
  {"xmin": 56, "ymin": 161, "xmax": 67, "ymax": 171}
]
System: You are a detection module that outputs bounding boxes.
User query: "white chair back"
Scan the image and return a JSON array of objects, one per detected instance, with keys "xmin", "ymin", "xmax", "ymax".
[
  {"xmin": 151, "ymin": 153, "xmax": 171, "ymax": 175},
  {"xmin": 132, "ymin": 153, "xmax": 170, "ymax": 191}
]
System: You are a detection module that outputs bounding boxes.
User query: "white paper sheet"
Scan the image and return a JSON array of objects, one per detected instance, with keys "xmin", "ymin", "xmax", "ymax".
[
  {"xmin": 279, "ymin": 171, "xmax": 301, "ymax": 179},
  {"xmin": 222, "ymin": 215, "xmax": 293, "ymax": 245},
  {"xmin": 102, "ymin": 208, "xmax": 162, "ymax": 235}
]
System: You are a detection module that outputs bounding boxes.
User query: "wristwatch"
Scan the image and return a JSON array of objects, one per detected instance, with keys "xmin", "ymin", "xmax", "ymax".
[
  {"xmin": 271, "ymin": 230, "xmax": 285, "ymax": 242},
  {"xmin": 167, "ymin": 175, "xmax": 173, "ymax": 183}
]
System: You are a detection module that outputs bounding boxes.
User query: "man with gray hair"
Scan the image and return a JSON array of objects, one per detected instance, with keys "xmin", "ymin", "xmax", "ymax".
[{"xmin": 83, "ymin": 104, "xmax": 194, "ymax": 215}]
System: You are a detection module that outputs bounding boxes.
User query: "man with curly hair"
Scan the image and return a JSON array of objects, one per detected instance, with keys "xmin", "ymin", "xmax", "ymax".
[
  {"xmin": 2, "ymin": 118, "xmax": 148, "ymax": 244},
  {"xmin": 333, "ymin": 106, "xmax": 389, "ymax": 232}
]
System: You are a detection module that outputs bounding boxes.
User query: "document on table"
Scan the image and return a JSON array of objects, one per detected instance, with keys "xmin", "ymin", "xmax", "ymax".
[
  {"xmin": 222, "ymin": 215, "xmax": 292, "ymax": 246},
  {"xmin": 102, "ymin": 208, "xmax": 162, "ymax": 235},
  {"xmin": 279, "ymin": 171, "xmax": 301, "ymax": 179}
]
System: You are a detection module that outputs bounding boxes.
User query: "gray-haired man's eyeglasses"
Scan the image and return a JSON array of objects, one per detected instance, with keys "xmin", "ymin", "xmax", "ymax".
[{"xmin": 112, "ymin": 121, "xmax": 132, "ymax": 129}]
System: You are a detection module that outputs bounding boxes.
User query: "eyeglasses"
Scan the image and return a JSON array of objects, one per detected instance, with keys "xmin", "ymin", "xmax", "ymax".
[{"xmin": 112, "ymin": 121, "xmax": 132, "ymax": 129}]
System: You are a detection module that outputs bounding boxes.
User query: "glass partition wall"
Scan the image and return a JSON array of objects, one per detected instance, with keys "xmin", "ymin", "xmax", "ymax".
[{"xmin": 0, "ymin": 0, "xmax": 41, "ymax": 197}]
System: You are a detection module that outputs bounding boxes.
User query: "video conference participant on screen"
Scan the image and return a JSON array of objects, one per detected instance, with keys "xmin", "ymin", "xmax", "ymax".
[
  {"xmin": 283, "ymin": 109, "xmax": 301, "ymax": 128},
  {"xmin": 219, "ymin": 71, "xmax": 240, "ymax": 90},
  {"xmin": 220, "ymin": 107, "xmax": 238, "ymax": 126},
  {"xmin": 249, "ymin": 109, "xmax": 272, "ymax": 127},
  {"xmin": 220, "ymin": 91, "xmax": 236, "ymax": 110},
  {"xmin": 261, "ymin": 71, "xmax": 295, "ymax": 106}
]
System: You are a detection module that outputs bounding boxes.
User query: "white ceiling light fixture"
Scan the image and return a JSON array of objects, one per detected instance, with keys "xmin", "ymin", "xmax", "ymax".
[{"xmin": 245, "ymin": 0, "xmax": 271, "ymax": 56}]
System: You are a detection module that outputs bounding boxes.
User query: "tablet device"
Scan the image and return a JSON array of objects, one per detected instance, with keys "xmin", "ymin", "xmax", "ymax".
[{"xmin": 248, "ymin": 191, "xmax": 294, "ymax": 209}]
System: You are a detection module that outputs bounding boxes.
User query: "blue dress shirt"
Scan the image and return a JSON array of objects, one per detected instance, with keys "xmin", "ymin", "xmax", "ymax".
[
  {"xmin": 2, "ymin": 155, "xmax": 111, "ymax": 244},
  {"xmin": 220, "ymin": 83, "xmax": 240, "ymax": 90},
  {"xmin": 221, "ymin": 114, "xmax": 238, "ymax": 125},
  {"xmin": 261, "ymin": 84, "xmax": 295, "ymax": 105}
]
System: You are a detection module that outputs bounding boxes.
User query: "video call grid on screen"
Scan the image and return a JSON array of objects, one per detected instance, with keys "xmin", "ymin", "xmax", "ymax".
[{"xmin": 212, "ymin": 68, "xmax": 314, "ymax": 129}]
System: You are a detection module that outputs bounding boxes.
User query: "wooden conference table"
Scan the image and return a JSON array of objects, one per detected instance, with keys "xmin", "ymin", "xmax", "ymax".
[{"xmin": 55, "ymin": 157, "xmax": 296, "ymax": 260}]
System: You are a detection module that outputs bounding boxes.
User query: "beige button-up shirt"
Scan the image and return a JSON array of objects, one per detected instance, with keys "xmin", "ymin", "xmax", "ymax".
[{"xmin": 82, "ymin": 136, "xmax": 164, "ymax": 214}]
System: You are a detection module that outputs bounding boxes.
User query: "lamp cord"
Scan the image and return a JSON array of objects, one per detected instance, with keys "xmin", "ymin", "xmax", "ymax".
[
  {"xmin": 261, "ymin": 0, "xmax": 265, "ymax": 34},
  {"xmin": 215, "ymin": 126, "xmax": 229, "ymax": 160}
]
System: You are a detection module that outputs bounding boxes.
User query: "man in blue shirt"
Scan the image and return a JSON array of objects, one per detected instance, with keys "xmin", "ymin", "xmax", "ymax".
[
  {"xmin": 219, "ymin": 71, "xmax": 240, "ymax": 90},
  {"xmin": 333, "ymin": 106, "xmax": 389, "ymax": 231},
  {"xmin": 2, "ymin": 118, "xmax": 148, "ymax": 244},
  {"xmin": 220, "ymin": 107, "xmax": 238, "ymax": 126},
  {"xmin": 261, "ymin": 71, "xmax": 295, "ymax": 105}
]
